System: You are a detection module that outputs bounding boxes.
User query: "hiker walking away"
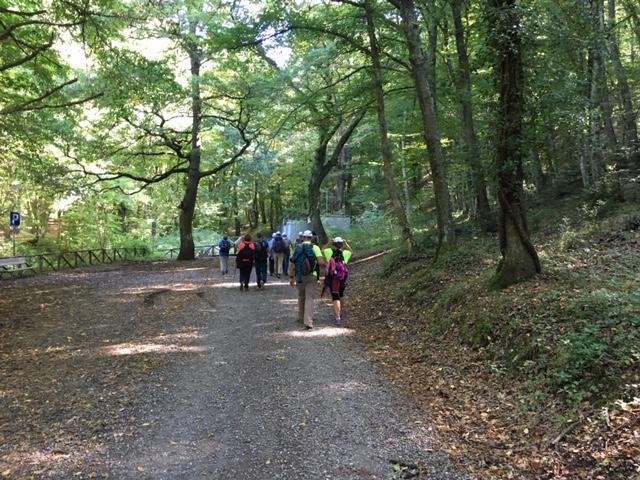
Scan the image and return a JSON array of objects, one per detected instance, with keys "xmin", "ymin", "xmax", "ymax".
[
  {"xmin": 268, "ymin": 233, "xmax": 275, "ymax": 277},
  {"xmin": 282, "ymin": 233, "xmax": 291, "ymax": 277},
  {"xmin": 236, "ymin": 234, "xmax": 255, "ymax": 291},
  {"xmin": 272, "ymin": 231, "xmax": 286, "ymax": 278},
  {"xmin": 323, "ymin": 237, "xmax": 353, "ymax": 326},
  {"xmin": 217, "ymin": 235, "xmax": 232, "ymax": 275},
  {"xmin": 289, "ymin": 230, "xmax": 325, "ymax": 329},
  {"xmin": 253, "ymin": 233, "xmax": 269, "ymax": 288}
]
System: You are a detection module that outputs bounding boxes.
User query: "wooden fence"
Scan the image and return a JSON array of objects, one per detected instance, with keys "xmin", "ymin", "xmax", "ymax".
[
  {"xmin": 0, "ymin": 247, "xmax": 148, "ymax": 278},
  {"xmin": 163, "ymin": 245, "xmax": 236, "ymax": 259},
  {"xmin": 0, "ymin": 244, "xmax": 235, "ymax": 280}
]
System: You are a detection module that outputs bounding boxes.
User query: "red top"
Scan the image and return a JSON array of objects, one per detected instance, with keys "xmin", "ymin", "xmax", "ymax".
[{"xmin": 238, "ymin": 241, "xmax": 255, "ymax": 252}]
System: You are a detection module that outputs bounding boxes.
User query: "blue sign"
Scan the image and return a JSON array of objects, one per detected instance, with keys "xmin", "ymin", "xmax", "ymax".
[{"xmin": 9, "ymin": 211, "xmax": 20, "ymax": 227}]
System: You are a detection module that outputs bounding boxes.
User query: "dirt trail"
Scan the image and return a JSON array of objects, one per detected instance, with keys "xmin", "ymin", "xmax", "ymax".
[{"xmin": 0, "ymin": 260, "xmax": 467, "ymax": 479}]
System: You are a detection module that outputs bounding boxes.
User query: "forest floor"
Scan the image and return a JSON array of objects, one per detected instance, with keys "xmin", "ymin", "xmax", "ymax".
[
  {"xmin": 0, "ymin": 259, "xmax": 468, "ymax": 480},
  {"xmin": 348, "ymin": 200, "xmax": 640, "ymax": 480}
]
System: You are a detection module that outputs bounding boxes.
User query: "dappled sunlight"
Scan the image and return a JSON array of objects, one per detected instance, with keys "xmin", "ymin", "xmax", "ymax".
[
  {"xmin": 118, "ymin": 283, "xmax": 202, "ymax": 295},
  {"xmin": 279, "ymin": 298, "xmax": 298, "ymax": 305},
  {"xmin": 326, "ymin": 380, "xmax": 369, "ymax": 393},
  {"xmin": 100, "ymin": 342, "xmax": 209, "ymax": 356},
  {"xmin": 151, "ymin": 330, "xmax": 205, "ymax": 342},
  {"xmin": 208, "ymin": 280, "xmax": 290, "ymax": 289},
  {"xmin": 280, "ymin": 326, "xmax": 355, "ymax": 338}
]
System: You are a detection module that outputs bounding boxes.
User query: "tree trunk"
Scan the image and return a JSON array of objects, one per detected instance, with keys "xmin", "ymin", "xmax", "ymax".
[
  {"xmin": 308, "ymin": 113, "xmax": 365, "ymax": 244},
  {"xmin": 178, "ymin": 34, "xmax": 203, "ymax": 261},
  {"xmin": 608, "ymin": 0, "xmax": 639, "ymax": 167},
  {"xmin": 490, "ymin": 0, "xmax": 541, "ymax": 288},
  {"xmin": 274, "ymin": 183, "xmax": 283, "ymax": 230},
  {"xmin": 451, "ymin": 0, "xmax": 491, "ymax": 229},
  {"xmin": 365, "ymin": 0, "xmax": 416, "ymax": 251},
  {"xmin": 592, "ymin": 0, "xmax": 618, "ymax": 156},
  {"xmin": 309, "ymin": 142, "xmax": 329, "ymax": 244},
  {"xmin": 589, "ymin": 51, "xmax": 604, "ymax": 183},
  {"xmin": 396, "ymin": 0, "xmax": 454, "ymax": 247},
  {"xmin": 259, "ymin": 194, "xmax": 267, "ymax": 225},
  {"xmin": 268, "ymin": 192, "xmax": 275, "ymax": 232},
  {"xmin": 417, "ymin": 0, "xmax": 438, "ymax": 111},
  {"xmin": 336, "ymin": 144, "xmax": 351, "ymax": 212}
]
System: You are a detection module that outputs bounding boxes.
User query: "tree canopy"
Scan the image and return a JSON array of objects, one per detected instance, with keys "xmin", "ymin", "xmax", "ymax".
[{"xmin": 2, "ymin": 0, "xmax": 640, "ymax": 284}]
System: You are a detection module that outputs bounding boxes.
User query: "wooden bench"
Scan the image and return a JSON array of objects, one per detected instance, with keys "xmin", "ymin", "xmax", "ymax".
[{"xmin": 0, "ymin": 257, "xmax": 36, "ymax": 279}]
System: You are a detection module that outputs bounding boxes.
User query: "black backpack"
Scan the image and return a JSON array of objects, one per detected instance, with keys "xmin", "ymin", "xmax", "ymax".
[
  {"xmin": 254, "ymin": 240, "xmax": 268, "ymax": 261},
  {"xmin": 236, "ymin": 242, "xmax": 254, "ymax": 267},
  {"xmin": 273, "ymin": 235, "xmax": 285, "ymax": 253},
  {"xmin": 292, "ymin": 243, "xmax": 317, "ymax": 281}
]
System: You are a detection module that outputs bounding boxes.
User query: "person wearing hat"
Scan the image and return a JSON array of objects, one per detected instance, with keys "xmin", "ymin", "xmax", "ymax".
[
  {"xmin": 289, "ymin": 230, "xmax": 325, "ymax": 329},
  {"xmin": 272, "ymin": 231, "xmax": 286, "ymax": 278},
  {"xmin": 323, "ymin": 237, "xmax": 353, "ymax": 325}
]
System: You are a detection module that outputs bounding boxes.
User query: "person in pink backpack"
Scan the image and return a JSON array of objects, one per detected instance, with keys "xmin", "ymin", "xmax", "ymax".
[{"xmin": 323, "ymin": 237, "xmax": 352, "ymax": 326}]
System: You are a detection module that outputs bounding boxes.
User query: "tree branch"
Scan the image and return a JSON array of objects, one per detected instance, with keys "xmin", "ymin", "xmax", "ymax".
[{"xmin": 0, "ymin": 36, "xmax": 53, "ymax": 71}]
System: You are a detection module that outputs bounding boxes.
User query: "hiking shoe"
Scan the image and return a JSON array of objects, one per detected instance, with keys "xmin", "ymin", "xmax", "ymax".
[
  {"xmin": 304, "ymin": 325, "xmax": 313, "ymax": 330},
  {"xmin": 239, "ymin": 285, "xmax": 244, "ymax": 291},
  {"xmin": 335, "ymin": 317, "xmax": 342, "ymax": 326}
]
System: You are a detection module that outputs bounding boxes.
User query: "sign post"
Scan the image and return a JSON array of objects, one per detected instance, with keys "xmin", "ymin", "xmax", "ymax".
[{"xmin": 9, "ymin": 211, "xmax": 20, "ymax": 256}]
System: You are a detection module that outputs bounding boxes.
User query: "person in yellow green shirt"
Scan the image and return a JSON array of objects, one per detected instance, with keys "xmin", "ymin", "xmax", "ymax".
[
  {"xmin": 288, "ymin": 230, "xmax": 325, "ymax": 329},
  {"xmin": 322, "ymin": 237, "xmax": 353, "ymax": 326}
]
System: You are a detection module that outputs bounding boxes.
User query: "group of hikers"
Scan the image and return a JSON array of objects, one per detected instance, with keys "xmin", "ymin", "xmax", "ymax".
[{"xmin": 216, "ymin": 230, "xmax": 353, "ymax": 328}]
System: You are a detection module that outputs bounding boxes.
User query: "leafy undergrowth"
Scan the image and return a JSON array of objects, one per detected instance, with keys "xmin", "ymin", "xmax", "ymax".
[{"xmin": 349, "ymin": 199, "xmax": 640, "ymax": 479}]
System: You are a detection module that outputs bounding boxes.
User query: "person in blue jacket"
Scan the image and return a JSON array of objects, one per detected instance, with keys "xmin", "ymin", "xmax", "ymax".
[{"xmin": 217, "ymin": 235, "xmax": 231, "ymax": 275}]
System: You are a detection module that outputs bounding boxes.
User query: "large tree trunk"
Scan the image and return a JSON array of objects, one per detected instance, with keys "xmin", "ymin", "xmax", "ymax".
[
  {"xmin": 365, "ymin": 0, "xmax": 416, "ymax": 251},
  {"xmin": 259, "ymin": 193, "xmax": 267, "ymax": 225},
  {"xmin": 396, "ymin": 0, "xmax": 454, "ymax": 247},
  {"xmin": 588, "ymin": 51, "xmax": 604, "ymax": 183},
  {"xmin": 608, "ymin": 0, "xmax": 639, "ymax": 167},
  {"xmin": 417, "ymin": 0, "xmax": 438, "ymax": 111},
  {"xmin": 308, "ymin": 113, "xmax": 365, "ymax": 244},
  {"xmin": 178, "ymin": 34, "xmax": 203, "ymax": 261},
  {"xmin": 309, "ymin": 142, "xmax": 329, "ymax": 243},
  {"xmin": 490, "ymin": 0, "xmax": 541, "ymax": 288},
  {"xmin": 336, "ymin": 144, "xmax": 351, "ymax": 212},
  {"xmin": 592, "ymin": 0, "xmax": 618, "ymax": 156},
  {"xmin": 451, "ymin": 0, "xmax": 491, "ymax": 229}
]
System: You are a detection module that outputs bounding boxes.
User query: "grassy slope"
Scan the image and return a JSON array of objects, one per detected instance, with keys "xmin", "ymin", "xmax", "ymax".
[{"xmin": 349, "ymin": 195, "xmax": 640, "ymax": 479}]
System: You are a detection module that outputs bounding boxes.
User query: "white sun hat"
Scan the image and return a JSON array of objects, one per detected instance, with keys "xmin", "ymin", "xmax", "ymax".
[
  {"xmin": 302, "ymin": 230, "xmax": 313, "ymax": 237},
  {"xmin": 333, "ymin": 236, "xmax": 344, "ymax": 243}
]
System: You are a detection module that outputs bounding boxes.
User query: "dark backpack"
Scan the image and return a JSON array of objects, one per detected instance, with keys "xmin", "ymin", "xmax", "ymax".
[
  {"xmin": 291, "ymin": 243, "xmax": 317, "ymax": 282},
  {"xmin": 272, "ymin": 235, "xmax": 285, "ymax": 253},
  {"xmin": 236, "ymin": 242, "xmax": 254, "ymax": 266},
  {"xmin": 254, "ymin": 240, "xmax": 268, "ymax": 261},
  {"xmin": 219, "ymin": 239, "xmax": 231, "ymax": 255}
]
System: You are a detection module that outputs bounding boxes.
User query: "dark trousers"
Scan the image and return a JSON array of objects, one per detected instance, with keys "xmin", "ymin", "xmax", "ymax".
[
  {"xmin": 269, "ymin": 257, "xmax": 275, "ymax": 275},
  {"xmin": 255, "ymin": 260, "xmax": 268, "ymax": 285},
  {"xmin": 239, "ymin": 265, "xmax": 253, "ymax": 287}
]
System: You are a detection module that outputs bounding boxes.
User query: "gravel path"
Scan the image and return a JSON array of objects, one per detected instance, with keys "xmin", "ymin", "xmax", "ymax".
[{"xmin": 0, "ymin": 260, "xmax": 467, "ymax": 479}]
